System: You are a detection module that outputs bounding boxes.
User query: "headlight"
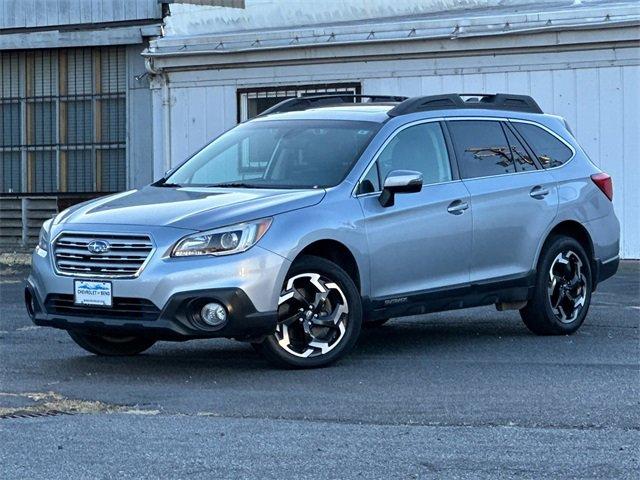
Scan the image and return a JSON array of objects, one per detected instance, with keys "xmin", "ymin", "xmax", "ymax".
[
  {"xmin": 171, "ymin": 218, "xmax": 272, "ymax": 257},
  {"xmin": 37, "ymin": 219, "xmax": 52, "ymax": 252}
]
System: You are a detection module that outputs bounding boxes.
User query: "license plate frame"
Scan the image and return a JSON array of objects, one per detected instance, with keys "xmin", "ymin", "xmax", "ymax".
[{"xmin": 74, "ymin": 280, "xmax": 113, "ymax": 307}]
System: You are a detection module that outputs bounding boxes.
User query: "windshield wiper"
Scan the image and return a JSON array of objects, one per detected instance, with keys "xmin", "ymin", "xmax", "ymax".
[
  {"xmin": 156, "ymin": 182, "xmax": 182, "ymax": 188},
  {"xmin": 205, "ymin": 182, "xmax": 265, "ymax": 188}
]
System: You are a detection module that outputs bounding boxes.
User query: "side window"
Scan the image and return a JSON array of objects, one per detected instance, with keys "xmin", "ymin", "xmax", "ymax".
[
  {"xmin": 448, "ymin": 120, "xmax": 515, "ymax": 179},
  {"xmin": 503, "ymin": 125, "xmax": 537, "ymax": 172},
  {"xmin": 358, "ymin": 164, "xmax": 380, "ymax": 194},
  {"xmin": 376, "ymin": 122, "xmax": 452, "ymax": 186},
  {"xmin": 512, "ymin": 122, "xmax": 573, "ymax": 168}
]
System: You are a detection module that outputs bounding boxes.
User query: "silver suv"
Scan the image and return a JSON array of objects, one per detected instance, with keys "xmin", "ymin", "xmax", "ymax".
[{"xmin": 26, "ymin": 93, "xmax": 620, "ymax": 368}]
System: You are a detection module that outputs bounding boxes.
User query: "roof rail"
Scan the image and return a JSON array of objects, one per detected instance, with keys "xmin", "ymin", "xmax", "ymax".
[
  {"xmin": 387, "ymin": 93, "xmax": 543, "ymax": 117},
  {"xmin": 258, "ymin": 94, "xmax": 408, "ymax": 117}
]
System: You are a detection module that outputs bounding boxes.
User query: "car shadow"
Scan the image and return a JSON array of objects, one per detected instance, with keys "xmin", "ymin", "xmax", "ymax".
[
  {"xmin": 357, "ymin": 315, "xmax": 530, "ymax": 353},
  {"xmin": 44, "ymin": 313, "xmax": 533, "ymax": 380}
]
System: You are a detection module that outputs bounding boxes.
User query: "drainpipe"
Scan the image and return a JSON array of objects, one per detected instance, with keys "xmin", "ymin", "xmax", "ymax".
[
  {"xmin": 161, "ymin": 75, "xmax": 172, "ymax": 173},
  {"xmin": 145, "ymin": 56, "xmax": 172, "ymax": 174}
]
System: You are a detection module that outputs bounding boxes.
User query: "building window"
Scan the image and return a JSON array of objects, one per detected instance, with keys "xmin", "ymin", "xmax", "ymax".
[
  {"xmin": 0, "ymin": 47, "xmax": 126, "ymax": 194},
  {"xmin": 237, "ymin": 83, "xmax": 361, "ymax": 122}
]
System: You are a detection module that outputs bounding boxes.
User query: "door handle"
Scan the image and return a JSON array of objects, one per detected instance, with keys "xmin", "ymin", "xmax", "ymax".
[
  {"xmin": 530, "ymin": 186, "xmax": 550, "ymax": 199},
  {"xmin": 447, "ymin": 199, "xmax": 469, "ymax": 215}
]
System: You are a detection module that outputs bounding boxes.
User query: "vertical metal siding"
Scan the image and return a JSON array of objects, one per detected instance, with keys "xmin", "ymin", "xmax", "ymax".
[
  {"xmin": 621, "ymin": 65, "xmax": 640, "ymax": 261},
  {"xmin": 0, "ymin": 0, "xmax": 162, "ymax": 30},
  {"xmin": 169, "ymin": 85, "xmax": 236, "ymax": 165}
]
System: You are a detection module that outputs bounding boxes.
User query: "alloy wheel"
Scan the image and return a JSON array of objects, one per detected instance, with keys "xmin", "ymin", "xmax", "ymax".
[
  {"xmin": 547, "ymin": 250, "xmax": 588, "ymax": 323},
  {"xmin": 275, "ymin": 273, "xmax": 349, "ymax": 358}
]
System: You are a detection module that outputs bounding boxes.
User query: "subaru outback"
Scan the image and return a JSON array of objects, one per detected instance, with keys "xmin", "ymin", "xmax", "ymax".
[{"xmin": 26, "ymin": 93, "xmax": 620, "ymax": 368}]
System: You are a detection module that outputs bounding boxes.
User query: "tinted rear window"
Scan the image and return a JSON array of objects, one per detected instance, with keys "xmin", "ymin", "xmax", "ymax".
[
  {"xmin": 447, "ymin": 120, "xmax": 515, "ymax": 179},
  {"xmin": 512, "ymin": 122, "xmax": 573, "ymax": 168}
]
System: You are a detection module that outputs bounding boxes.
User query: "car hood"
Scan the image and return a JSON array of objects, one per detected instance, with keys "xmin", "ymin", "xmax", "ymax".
[{"xmin": 55, "ymin": 185, "xmax": 326, "ymax": 231}]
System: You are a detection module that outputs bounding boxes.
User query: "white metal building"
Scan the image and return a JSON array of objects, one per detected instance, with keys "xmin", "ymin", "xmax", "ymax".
[{"xmin": 151, "ymin": 1, "xmax": 634, "ymax": 259}]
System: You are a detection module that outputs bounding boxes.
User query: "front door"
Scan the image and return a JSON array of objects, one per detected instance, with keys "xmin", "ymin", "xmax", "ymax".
[{"xmin": 357, "ymin": 121, "xmax": 472, "ymax": 300}]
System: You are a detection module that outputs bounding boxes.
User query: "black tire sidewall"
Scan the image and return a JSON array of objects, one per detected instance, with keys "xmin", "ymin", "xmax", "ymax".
[
  {"xmin": 260, "ymin": 255, "xmax": 362, "ymax": 368},
  {"xmin": 534, "ymin": 236, "xmax": 592, "ymax": 334},
  {"xmin": 67, "ymin": 330, "xmax": 156, "ymax": 356}
]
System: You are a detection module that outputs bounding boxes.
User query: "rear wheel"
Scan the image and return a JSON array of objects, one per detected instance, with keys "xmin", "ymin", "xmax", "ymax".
[
  {"xmin": 520, "ymin": 236, "xmax": 592, "ymax": 335},
  {"xmin": 255, "ymin": 255, "xmax": 362, "ymax": 368},
  {"xmin": 67, "ymin": 330, "xmax": 156, "ymax": 356}
]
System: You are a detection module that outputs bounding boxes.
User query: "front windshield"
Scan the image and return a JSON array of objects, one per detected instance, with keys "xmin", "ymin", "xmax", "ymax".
[{"xmin": 164, "ymin": 119, "xmax": 379, "ymax": 189}]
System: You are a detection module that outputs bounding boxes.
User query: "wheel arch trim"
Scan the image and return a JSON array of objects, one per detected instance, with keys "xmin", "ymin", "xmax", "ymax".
[
  {"xmin": 289, "ymin": 238, "xmax": 364, "ymax": 295},
  {"xmin": 534, "ymin": 219, "xmax": 596, "ymax": 282}
]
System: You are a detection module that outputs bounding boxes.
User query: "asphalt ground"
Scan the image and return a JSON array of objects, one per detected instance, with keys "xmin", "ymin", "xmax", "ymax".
[{"xmin": 0, "ymin": 262, "xmax": 638, "ymax": 479}]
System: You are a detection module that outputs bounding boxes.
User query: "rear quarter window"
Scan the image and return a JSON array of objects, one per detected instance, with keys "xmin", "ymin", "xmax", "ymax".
[{"xmin": 512, "ymin": 122, "xmax": 573, "ymax": 168}]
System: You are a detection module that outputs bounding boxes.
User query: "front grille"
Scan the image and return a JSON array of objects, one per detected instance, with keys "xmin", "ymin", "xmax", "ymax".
[
  {"xmin": 53, "ymin": 233, "xmax": 153, "ymax": 278},
  {"xmin": 45, "ymin": 294, "xmax": 160, "ymax": 321}
]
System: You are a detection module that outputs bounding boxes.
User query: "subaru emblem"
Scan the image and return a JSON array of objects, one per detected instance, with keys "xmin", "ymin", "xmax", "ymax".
[{"xmin": 87, "ymin": 240, "xmax": 110, "ymax": 254}]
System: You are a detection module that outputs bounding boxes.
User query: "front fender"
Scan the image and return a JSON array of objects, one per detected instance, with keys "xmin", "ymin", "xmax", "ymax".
[{"xmin": 258, "ymin": 192, "xmax": 371, "ymax": 298}]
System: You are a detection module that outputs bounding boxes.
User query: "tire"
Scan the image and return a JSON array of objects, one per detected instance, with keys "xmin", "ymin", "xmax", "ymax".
[
  {"xmin": 520, "ymin": 235, "xmax": 592, "ymax": 335},
  {"xmin": 67, "ymin": 330, "xmax": 156, "ymax": 356},
  {"xmin": 364, "ymin": 318, "xmax": 390, "ymax": 328},
  {"xmin": 255, "ymin": 255, "xmax": 362, "ymax": 368}
]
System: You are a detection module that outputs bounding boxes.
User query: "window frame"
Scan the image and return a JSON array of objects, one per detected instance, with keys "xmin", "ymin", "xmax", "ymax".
[
  {"xmin": 441, "ymin": 117, "xmax": 576, "ymax": 182},
  {"xmin": 353, "ymin": 118, "xmax": 459, "ymax": 198},
  {"xmin": 501, "ymin": 121, "xmax": 542, "ymax": 171},
  {"xmin": 508, "ymin": 119, "xmax": 576, "ymax": 170},
  {"xmin": 445, "ymin": 118, "xmax": 521, "ymax": 180},
  {"xmin": 354, "ymin": 116, "xmax": 577, "ymax": 196}
]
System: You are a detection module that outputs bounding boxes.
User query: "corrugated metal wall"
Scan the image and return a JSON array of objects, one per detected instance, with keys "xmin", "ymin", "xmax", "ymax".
[
  {"xmin": 0, "ymin": 0, "xmax": 161, "ymax": 29},
  {"xmin": 160, "ymin": 46, "xmax": 640, "ymax": 258}
]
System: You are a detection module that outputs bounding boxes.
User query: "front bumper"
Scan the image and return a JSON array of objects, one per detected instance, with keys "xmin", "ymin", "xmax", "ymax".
[
  {"xmin": 28, "ymin": 226, "xmax": 290, "ymax": 340},
  {"xmin": 26, "ymin": 282, "xmax": 277, "ymax": 341}
]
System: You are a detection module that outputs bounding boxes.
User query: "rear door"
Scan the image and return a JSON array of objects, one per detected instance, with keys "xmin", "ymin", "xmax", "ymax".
[{"xmin": 446, "ymin": 119, "xmax": 558, "ymax": 283}]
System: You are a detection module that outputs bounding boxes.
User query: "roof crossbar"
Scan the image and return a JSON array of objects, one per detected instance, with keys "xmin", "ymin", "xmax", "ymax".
[
  {"xmin": 387, "ymin": 93, "xmax": 544, "ymax": 116},
  {"xmin": 258, "ymin": 94, "xmax": 408, "ymax": 117}
]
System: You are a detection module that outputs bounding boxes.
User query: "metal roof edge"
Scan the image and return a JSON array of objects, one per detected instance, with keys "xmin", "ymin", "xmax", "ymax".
[
  {"xmin": 146, "ymin": 3, "xmax": 639, "ymax": 56},
  {"xmin": 0, "ymin": 24, "xmax": 162, "ymax": 50}
]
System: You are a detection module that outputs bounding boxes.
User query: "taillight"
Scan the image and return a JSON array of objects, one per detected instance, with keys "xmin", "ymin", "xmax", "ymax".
[{"xmin": 591, "ymin": 172, "xmax": 613, "ymax": 201}]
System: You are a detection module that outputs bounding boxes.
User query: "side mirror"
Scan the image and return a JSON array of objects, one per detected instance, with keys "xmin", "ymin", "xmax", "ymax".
[{"xmin": 379, "ymin": 170, "xmax": 423, "ymax": 207}]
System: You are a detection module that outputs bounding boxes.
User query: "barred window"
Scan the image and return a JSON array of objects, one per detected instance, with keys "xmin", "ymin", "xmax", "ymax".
[
  {"xmin": 237, "ymin": 83, "xmax": 361, "ymax": 122},
  {"xmin": 0, "ymin": 47, "xmax": 126, "ymax": 194}
]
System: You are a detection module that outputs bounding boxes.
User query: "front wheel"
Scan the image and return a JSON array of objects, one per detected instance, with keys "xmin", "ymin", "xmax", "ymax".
[
  {"xmin": 68, "ymin": 330, "xmax": 156, "ymax": 356},
  {"xmin": 255, "ymin": 255, "xmax": 362, "ymax": 368},
  {"xmin": 520, "ymin": 235, "xmax": 592, "ymax": 335}
]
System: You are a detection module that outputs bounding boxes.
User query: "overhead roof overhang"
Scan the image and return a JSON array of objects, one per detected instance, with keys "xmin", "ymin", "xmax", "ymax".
[
  {"xmin": 0, "ymin": 23, "xmax": 162, "ymax": 50},
  {"xmin": 142, "ymin": 2, "xmax": 640, "ymax": 72}
]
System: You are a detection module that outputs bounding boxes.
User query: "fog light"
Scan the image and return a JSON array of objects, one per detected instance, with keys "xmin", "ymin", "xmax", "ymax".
[{"xmin": 200, "ymin": 302, "xmax": 227, "ymax": 327}]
